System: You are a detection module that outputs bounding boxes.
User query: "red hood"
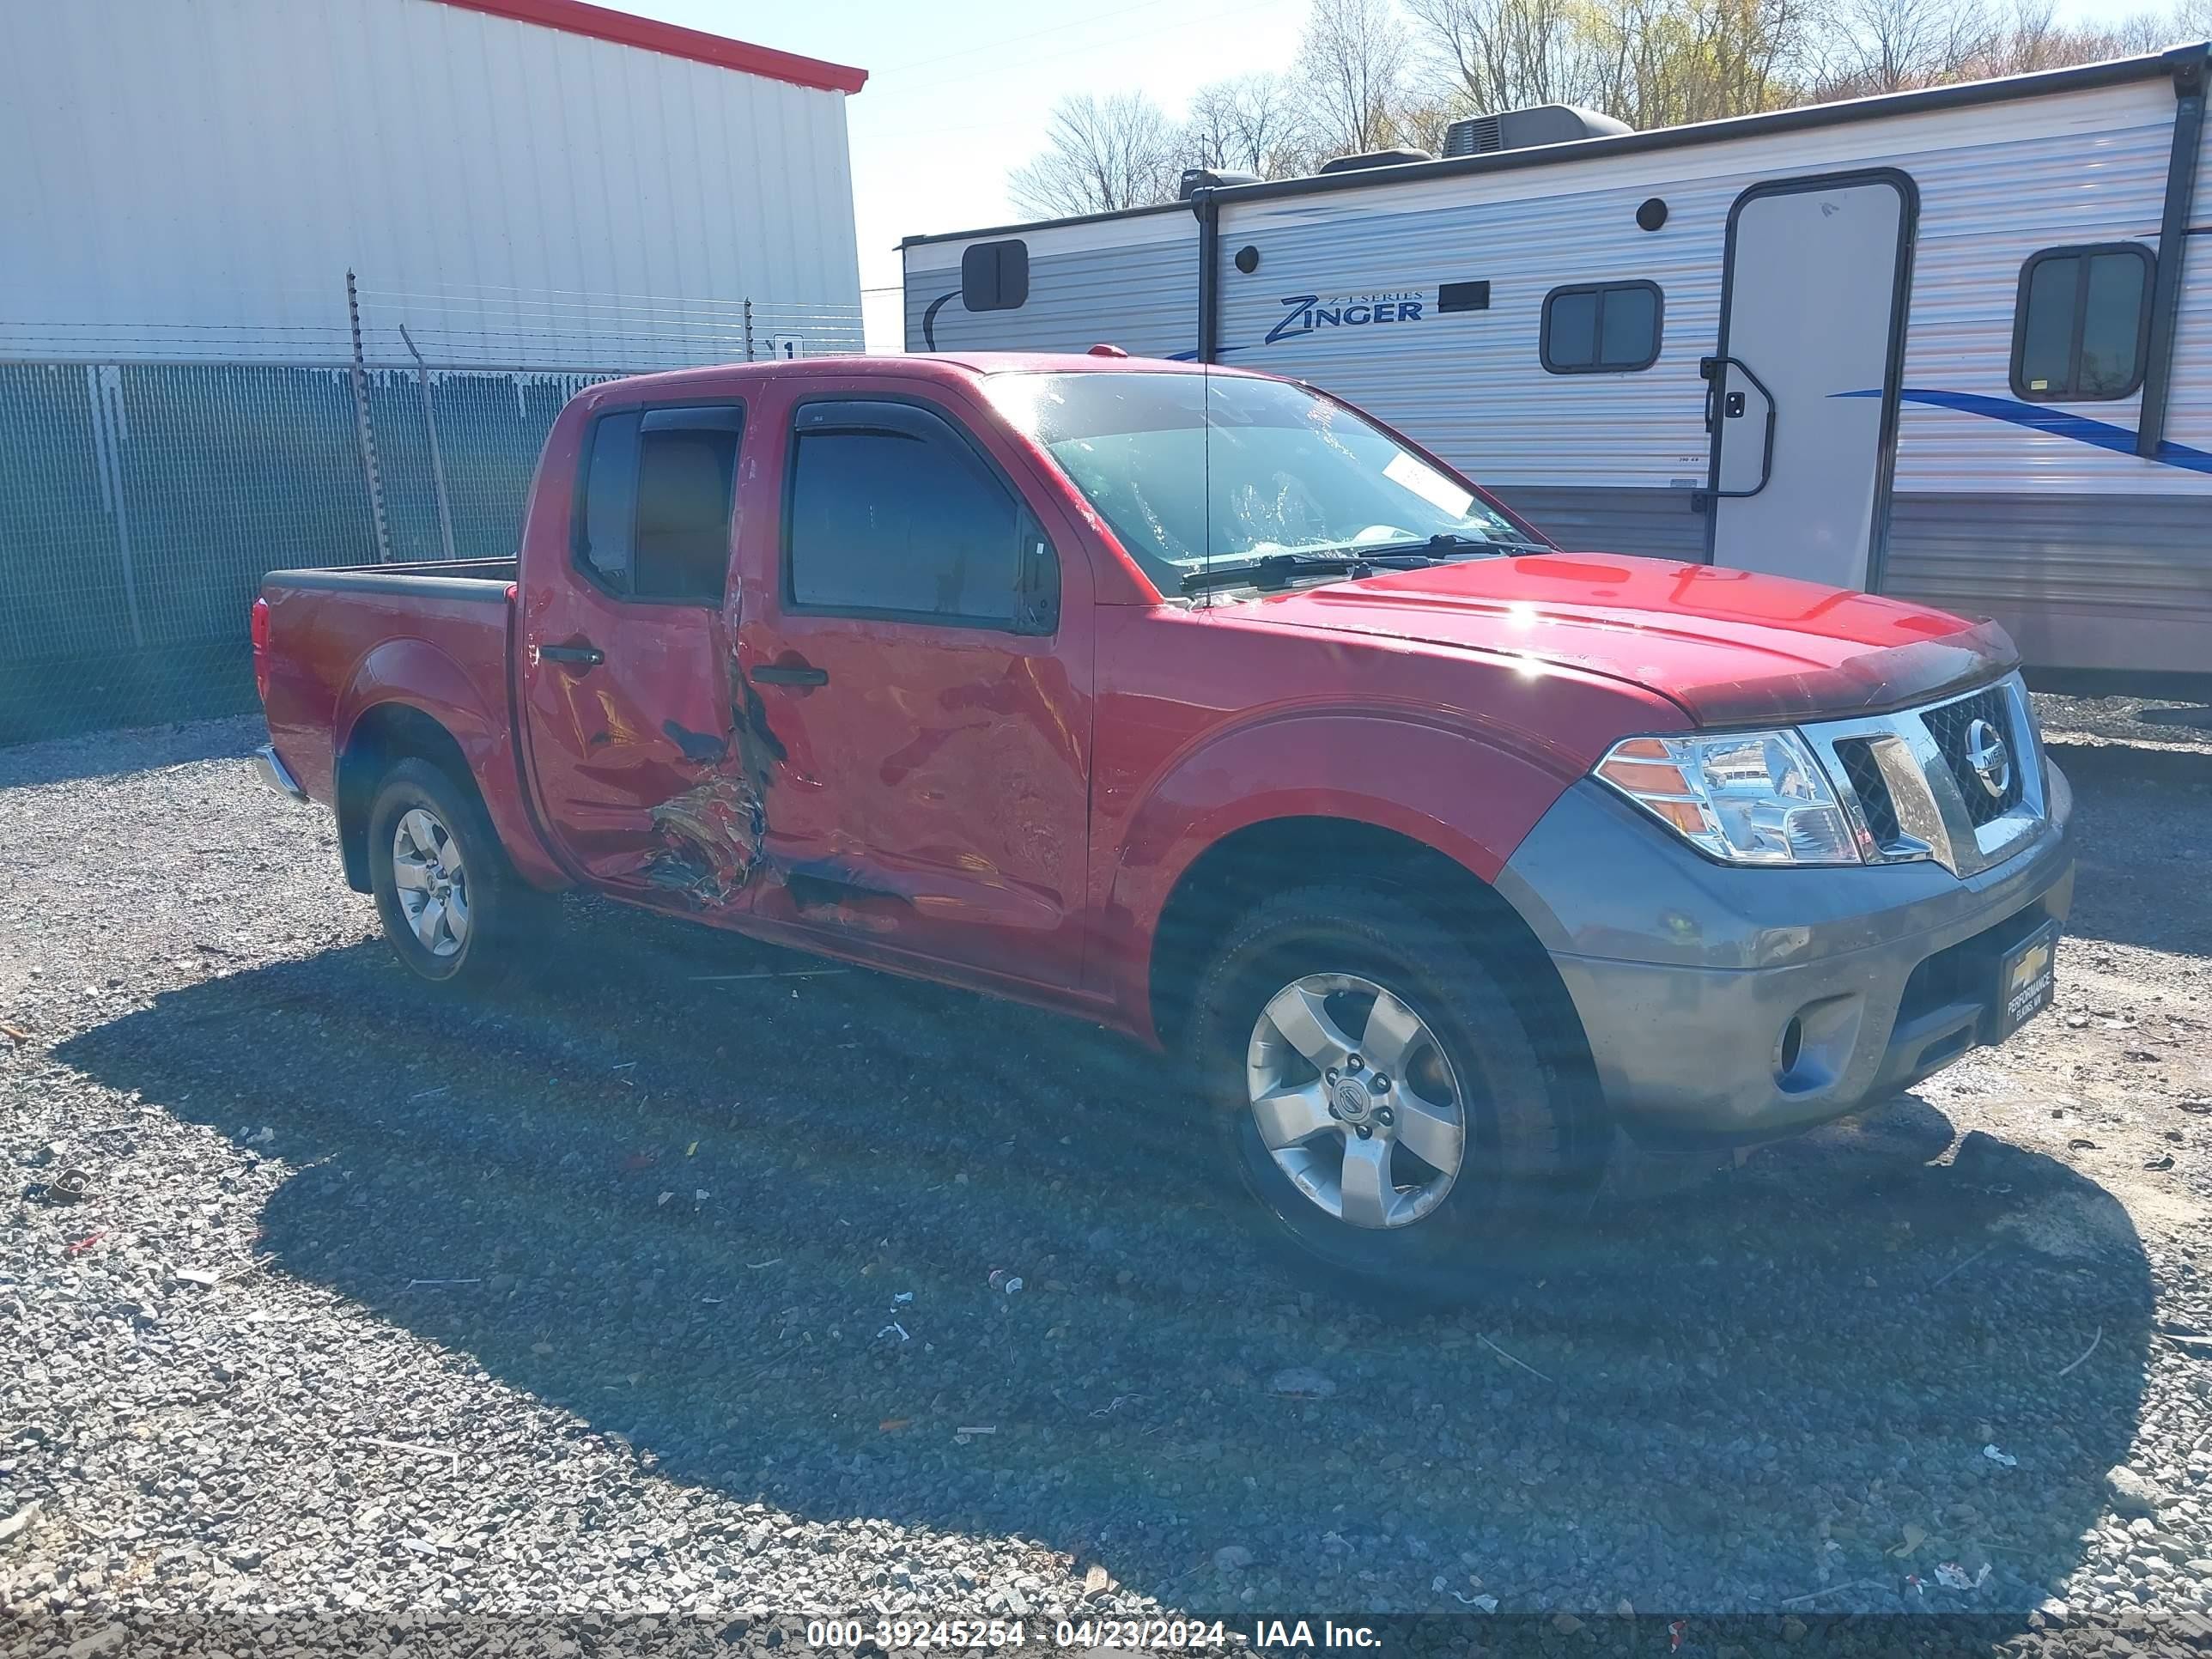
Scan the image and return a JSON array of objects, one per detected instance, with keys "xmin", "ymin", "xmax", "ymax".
[{"xmin": 1243, "ymin": 552, "xmax": 2018, "ymax": 725}]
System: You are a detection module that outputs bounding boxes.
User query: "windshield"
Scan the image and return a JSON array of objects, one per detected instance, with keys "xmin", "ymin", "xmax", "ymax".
[{"xmin": 981, "ymin": 370, "xmax": 1540, "ymax": 592}]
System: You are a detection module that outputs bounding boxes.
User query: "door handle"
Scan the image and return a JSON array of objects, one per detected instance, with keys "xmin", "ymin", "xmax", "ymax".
[
  {"xmin": 750, "ymin": 661, "xmax": 829, "ymax": 687},
  {"xmin": 1698, "ymin": 354, "xmax": 1778, "ymax": 501},
  {"xmin": 538, "ymin": 642, "xmax": 605, "ymax": 666}
]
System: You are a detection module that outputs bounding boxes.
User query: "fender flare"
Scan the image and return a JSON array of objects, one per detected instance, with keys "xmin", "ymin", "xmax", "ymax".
[
  {"xmin": 1097, "ymin": 706, "xmax": 1584, "ymax": 1024},
  {"xmin": 331, "ymin": 639, "xmax": 562, "ymax": 890}
]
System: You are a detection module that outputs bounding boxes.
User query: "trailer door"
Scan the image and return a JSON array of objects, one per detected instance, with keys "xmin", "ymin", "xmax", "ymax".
[{"xmin": 1705, "ymin": 171, "xmax": 1915, "ymax": 590}]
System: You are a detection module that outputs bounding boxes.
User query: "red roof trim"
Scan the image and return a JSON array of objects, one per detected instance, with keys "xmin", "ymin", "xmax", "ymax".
[{"xmin": 428, "ymin": 0, "xmax": 867, "ymax": 93}]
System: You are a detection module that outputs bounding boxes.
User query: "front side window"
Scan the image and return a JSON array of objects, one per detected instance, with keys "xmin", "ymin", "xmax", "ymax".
[
  {"xmin": 785, "ymin": 401, "xmax": 1049, "ymax": 629},
  {"xmin": 1541, "ymin": 281, "xmax": 1662, "ymax": 374},
  {"xmin": 2011, "ymin": 243, "xmax": 2154, "ymax": 401},
  {"xmin": 574, "ymin": 404, "xmax": 742, "ymax": 603},
  {"xmin": 981, "ymin": 370, "xmax": 1539, "ymax": 592}
]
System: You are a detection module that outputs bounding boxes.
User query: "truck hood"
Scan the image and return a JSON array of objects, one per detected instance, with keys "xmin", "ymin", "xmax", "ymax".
[{"xmin": 1243, "ymin": 552, "xmax": 2018, "ymax": 725}]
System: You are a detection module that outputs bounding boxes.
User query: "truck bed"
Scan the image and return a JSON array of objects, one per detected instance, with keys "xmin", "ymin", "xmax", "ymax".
[
  {"xmin": 258, "ymin": 558, "xmax": 520, "ymax": 818},
  {"xmin": 262, "ymin": 557, "xmax": 518, "ymax": 598}
]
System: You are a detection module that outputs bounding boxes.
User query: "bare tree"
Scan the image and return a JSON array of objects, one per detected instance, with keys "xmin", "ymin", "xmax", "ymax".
[
  {"xmin": 1179, "ymin": 73, "xmax": 1316, "ymax": 179},
  {"xmin": 1009, "ymin": 0, "xmax": 2208, "ymax": 226},
  {"xmin": 1006, "ymin": 92, "xmax": 1179, "ymax": 219},
  {"xmin": 1809, "ymin": 0, "xmax": 2001, "ymax": 95},
  {"xmin": 1405, "ymin": 0, "xmax": 1595, "ymax": 113},
  {"xmin": 1298, "ymin": 0, "xmax": 1415, "ymax": 155}
]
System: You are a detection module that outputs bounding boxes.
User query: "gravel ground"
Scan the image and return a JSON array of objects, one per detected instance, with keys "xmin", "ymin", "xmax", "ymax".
[
  {"xmin": 2034, "ymin": 690, "xmax": 2212, "ymax": 753},
  {"xmin": 4, "ymin": 708, "xmax": 2212, "ymax": 1656}
]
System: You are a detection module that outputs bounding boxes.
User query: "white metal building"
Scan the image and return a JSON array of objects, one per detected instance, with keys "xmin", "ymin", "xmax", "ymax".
[
  {"xmin": 0, "ymin": 0, "xmax": 868, "ymax": 742},
  {"xmin": 1, "ymin": 0, "xmax": 867, "ymax": 368}
]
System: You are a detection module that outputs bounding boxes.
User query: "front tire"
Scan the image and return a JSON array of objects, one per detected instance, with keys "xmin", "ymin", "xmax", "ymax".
[
  {"xmin": 1188, "ymin": 884, "xmax": 1585, "ymax": 1301},
  {"xmin": 366, "ymin": 757, "xmax": 539, "ymax": 988}
]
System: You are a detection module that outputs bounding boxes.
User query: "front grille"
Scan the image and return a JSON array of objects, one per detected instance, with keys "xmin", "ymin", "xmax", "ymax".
[
  {"xmin": 1802, "ymin": 672, "xmax": 2042, "ymax": 878},
  {"xmin": 1923, "ymin": 686, "xmax": 2024, "ymax": 828},
  {"xmin": 1833, "ymin": 737, "xmax": 1901, "ymax": 845}
]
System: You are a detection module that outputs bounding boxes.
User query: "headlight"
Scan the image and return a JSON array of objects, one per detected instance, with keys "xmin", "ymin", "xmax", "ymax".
[{"xmin": 1594, "ymin": 730, "xmax": 1861, "ymax": 866}]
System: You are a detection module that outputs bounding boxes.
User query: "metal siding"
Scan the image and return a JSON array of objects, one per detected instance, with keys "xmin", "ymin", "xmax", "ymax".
[
  {"xmin": 1883, "ymin": 492, "xmax": 2212, "ymax": 674},
  {"xmin": 1494, "ymin": 486, "xmax": 1710, "ymax": 561},
  {"xmin": 0, "ymin": 0, "xmax": 863, "ymax": 367},
  {"xmin": 1216, "ymin": 178, "xmax": 1729, "ymax": 496},
  {"xmin": 1887, "ymin": 99, "xmax": 2197, "ymax": 491},
  {"xmin": 902, "ymin": 216, "xmax": 1199, "ymax": 358}
]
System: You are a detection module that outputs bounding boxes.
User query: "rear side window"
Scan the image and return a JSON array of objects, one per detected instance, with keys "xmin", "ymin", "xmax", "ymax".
[
  {"xmin": 574, "ymin": 404, "xmax": 744, "ymax": 603},
  {"xmin": 785, "ymin": 400, "xmax": 1054, "ymax": 630},
  {"xmin": 1541, "ymin": 281, "xmax": 1662, "ymax": 374},
  {"xmin": 2011, "ymin": 243, "xmax": 2154, "ymax": 401}
]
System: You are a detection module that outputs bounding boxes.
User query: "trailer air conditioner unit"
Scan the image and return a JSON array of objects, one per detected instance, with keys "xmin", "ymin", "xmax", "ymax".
[{"xmin": 1442, "ymin": 104, "xmax": 1632, "ymax": 156}]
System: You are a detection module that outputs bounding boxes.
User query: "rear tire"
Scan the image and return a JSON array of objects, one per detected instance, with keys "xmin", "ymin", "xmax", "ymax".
[
  {"xmin": 1188, "ymin": 884, "xmax": 1587, "ymax": 1304},
  {"xmin": 367, "ymin": 757, "xmax": 544, "ymax": 988}
]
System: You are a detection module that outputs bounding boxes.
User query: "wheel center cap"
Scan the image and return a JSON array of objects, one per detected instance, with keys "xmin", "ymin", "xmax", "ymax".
[{"xmin": 1333, "ymin": 1079, "xmax": 1372, "ymax": 1122}]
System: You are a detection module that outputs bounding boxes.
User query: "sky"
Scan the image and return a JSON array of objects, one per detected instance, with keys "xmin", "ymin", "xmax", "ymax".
[{"xmin": 613, "ymin": 0, "xmax": 2164, "ymax": 351}]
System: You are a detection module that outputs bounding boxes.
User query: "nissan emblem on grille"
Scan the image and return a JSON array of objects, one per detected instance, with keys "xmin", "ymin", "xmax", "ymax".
[{"xmin": 1965, "ymin": 718, "xmax": 2012, "ymax": 799}]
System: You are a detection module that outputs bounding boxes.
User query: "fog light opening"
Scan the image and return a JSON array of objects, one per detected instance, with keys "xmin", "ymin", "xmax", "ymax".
[{"xmin": 1778, "ymin": 1016, "xmax": 1804, "ymax": 1078}]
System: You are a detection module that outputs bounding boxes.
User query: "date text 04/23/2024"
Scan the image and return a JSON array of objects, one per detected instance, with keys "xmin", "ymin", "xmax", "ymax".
[{"xmin": 802, "ymin": 1620, "xmax": 1379, "ymax": 1650}]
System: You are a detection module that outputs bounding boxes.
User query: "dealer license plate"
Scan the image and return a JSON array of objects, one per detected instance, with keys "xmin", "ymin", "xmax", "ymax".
[{"xmin": 1993, "ymin": 920, "xmax": 2059, "ymax": 1041}]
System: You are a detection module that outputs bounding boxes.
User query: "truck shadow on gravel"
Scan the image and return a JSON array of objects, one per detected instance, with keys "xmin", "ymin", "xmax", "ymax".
[{"xmin": 58, "ymin": 902, "xmax": 2154, "ymax": 1622}]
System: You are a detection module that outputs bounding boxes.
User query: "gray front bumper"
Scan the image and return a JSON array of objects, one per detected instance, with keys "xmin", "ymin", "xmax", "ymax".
[{"xmin": 1497, "ymin": 761, "xmax": 2075, "ymax": 1145}]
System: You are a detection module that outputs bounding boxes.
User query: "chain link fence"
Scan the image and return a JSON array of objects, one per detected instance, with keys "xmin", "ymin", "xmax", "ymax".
[{"xmin": 0, "ymin": 283, "xmax": 864, "ymax": 744}]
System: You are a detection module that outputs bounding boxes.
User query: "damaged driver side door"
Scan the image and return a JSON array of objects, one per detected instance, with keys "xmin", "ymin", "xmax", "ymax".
[{"xmin": 519, "ymin": 398, "xmax": 762, "ymax": 909}]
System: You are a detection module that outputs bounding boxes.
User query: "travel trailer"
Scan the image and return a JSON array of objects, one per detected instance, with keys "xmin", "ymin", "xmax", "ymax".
[{"xmin": 902, "ymin": 46, "xmax": 2210, "ymax": 677}]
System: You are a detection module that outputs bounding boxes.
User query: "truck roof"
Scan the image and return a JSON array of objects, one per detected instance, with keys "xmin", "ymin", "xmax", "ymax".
[{"xmin": 592, "ymin": 352, "xmax": 1257, "ymax": 398}]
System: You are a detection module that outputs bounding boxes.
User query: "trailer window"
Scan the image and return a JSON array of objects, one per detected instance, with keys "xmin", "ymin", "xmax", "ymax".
[
  {"xmin": 2011, "ymin": 244, "xmax": 2154, "ymax": 401},
  {"xmin": 962, "ymin": 240, "xmax": 1030, "ymax": 313},
  {"xmin": 573, "ymin": 404, "xmax": 743, "ymax": 605},
  {"xmin": 1541, "ymin": 281, "xmax": 1662, "ymax": 374}
]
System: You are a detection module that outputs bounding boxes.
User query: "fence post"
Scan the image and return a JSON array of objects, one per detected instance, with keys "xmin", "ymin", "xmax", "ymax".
[
  {"xmin": 346, "ymin": 270, "xmax": 395, "ymax": 564},
  {"xmin": 743, "ymin": 298, "xmax": 754, "ymax": 363},
  {"xmin": 400, "ymin": 325, "xmax": 459, "ymax": 563},
  {"xmin": 85, "ymin": 365, "xmax": 146, "ymax": 649}
]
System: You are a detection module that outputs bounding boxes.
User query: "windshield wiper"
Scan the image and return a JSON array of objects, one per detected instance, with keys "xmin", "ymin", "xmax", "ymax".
[
  {"xmin": 1179, "ymin": 550, "xmax": 1432, "ymax": 596},
  {"xmin": 1363, "ymin": 532, "xmax": 1553, "ymax": 558}
]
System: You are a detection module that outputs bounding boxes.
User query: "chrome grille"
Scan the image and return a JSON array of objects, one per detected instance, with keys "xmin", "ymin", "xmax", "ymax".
[
  {"xmin": 1800, "ymin": 673, "xmax": 2045, "ymax": 878},
  {"xmin": 1832, "ymin": 738, "xmax": 1902, "ymax": 845},
  {"xmin": 1921, "ymin": 685, "xmax": 2024, "ymax": 827}
]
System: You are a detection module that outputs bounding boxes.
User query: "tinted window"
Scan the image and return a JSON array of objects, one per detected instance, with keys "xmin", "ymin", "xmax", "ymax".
[
  {"xmin": 961, "ymin": 240, "xmax": 1029, "ymax": 312},
  {"xmin": 580, "ymin": 412, "xmax": 641, "ymax": 592},
  {"xmin": 2012, "ymin": 244, "xmax": 2153, "ymax": 401},
  {"xmin": 574, "ymin": 405, "xmax": 741, "ymax": 603},
  {"xmin": 786, "ymin": 411, "xmax": 1026, "ymax": 624},
  {"xmin": 1542, "ymin": 282, "xmax": 1662, "ymax": 373}
]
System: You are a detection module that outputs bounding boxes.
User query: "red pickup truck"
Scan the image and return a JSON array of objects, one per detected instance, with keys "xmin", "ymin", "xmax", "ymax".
[{"xmin": 254, "ymin": 352, "xmax": 2073, "ymax": 1291}]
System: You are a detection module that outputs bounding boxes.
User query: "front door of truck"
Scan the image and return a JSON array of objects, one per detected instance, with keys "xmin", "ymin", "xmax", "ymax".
[
  {"xmin": 1705, "ymin": 170, "xmax": 1916, "ymax": 591},
  {"xmin": 518, "ymin": 396, "xmax": 761, "ymax": 908},
  {"xmin": 732, "ymin": 380, "xmax": 1094, "ymax": 990}
]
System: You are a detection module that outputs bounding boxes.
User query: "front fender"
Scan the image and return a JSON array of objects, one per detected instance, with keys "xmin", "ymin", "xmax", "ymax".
[{"xmin": 1094, "ymin": 706, "xmax": 1590, "ymax": 1024}]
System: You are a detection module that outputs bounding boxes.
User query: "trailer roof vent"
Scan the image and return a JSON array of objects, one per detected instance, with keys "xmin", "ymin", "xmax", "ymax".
[
  {"xmin": 1442, "ymin": 104, "xmax": 1632, "ymax": 157},
  {"xmin": 1178, "ymin": 167, "xmax": 1262, "ymax": 199},
  {"xmin": 1316, "ymin": 146, "xmax": 1433, "ymax": 175}
]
